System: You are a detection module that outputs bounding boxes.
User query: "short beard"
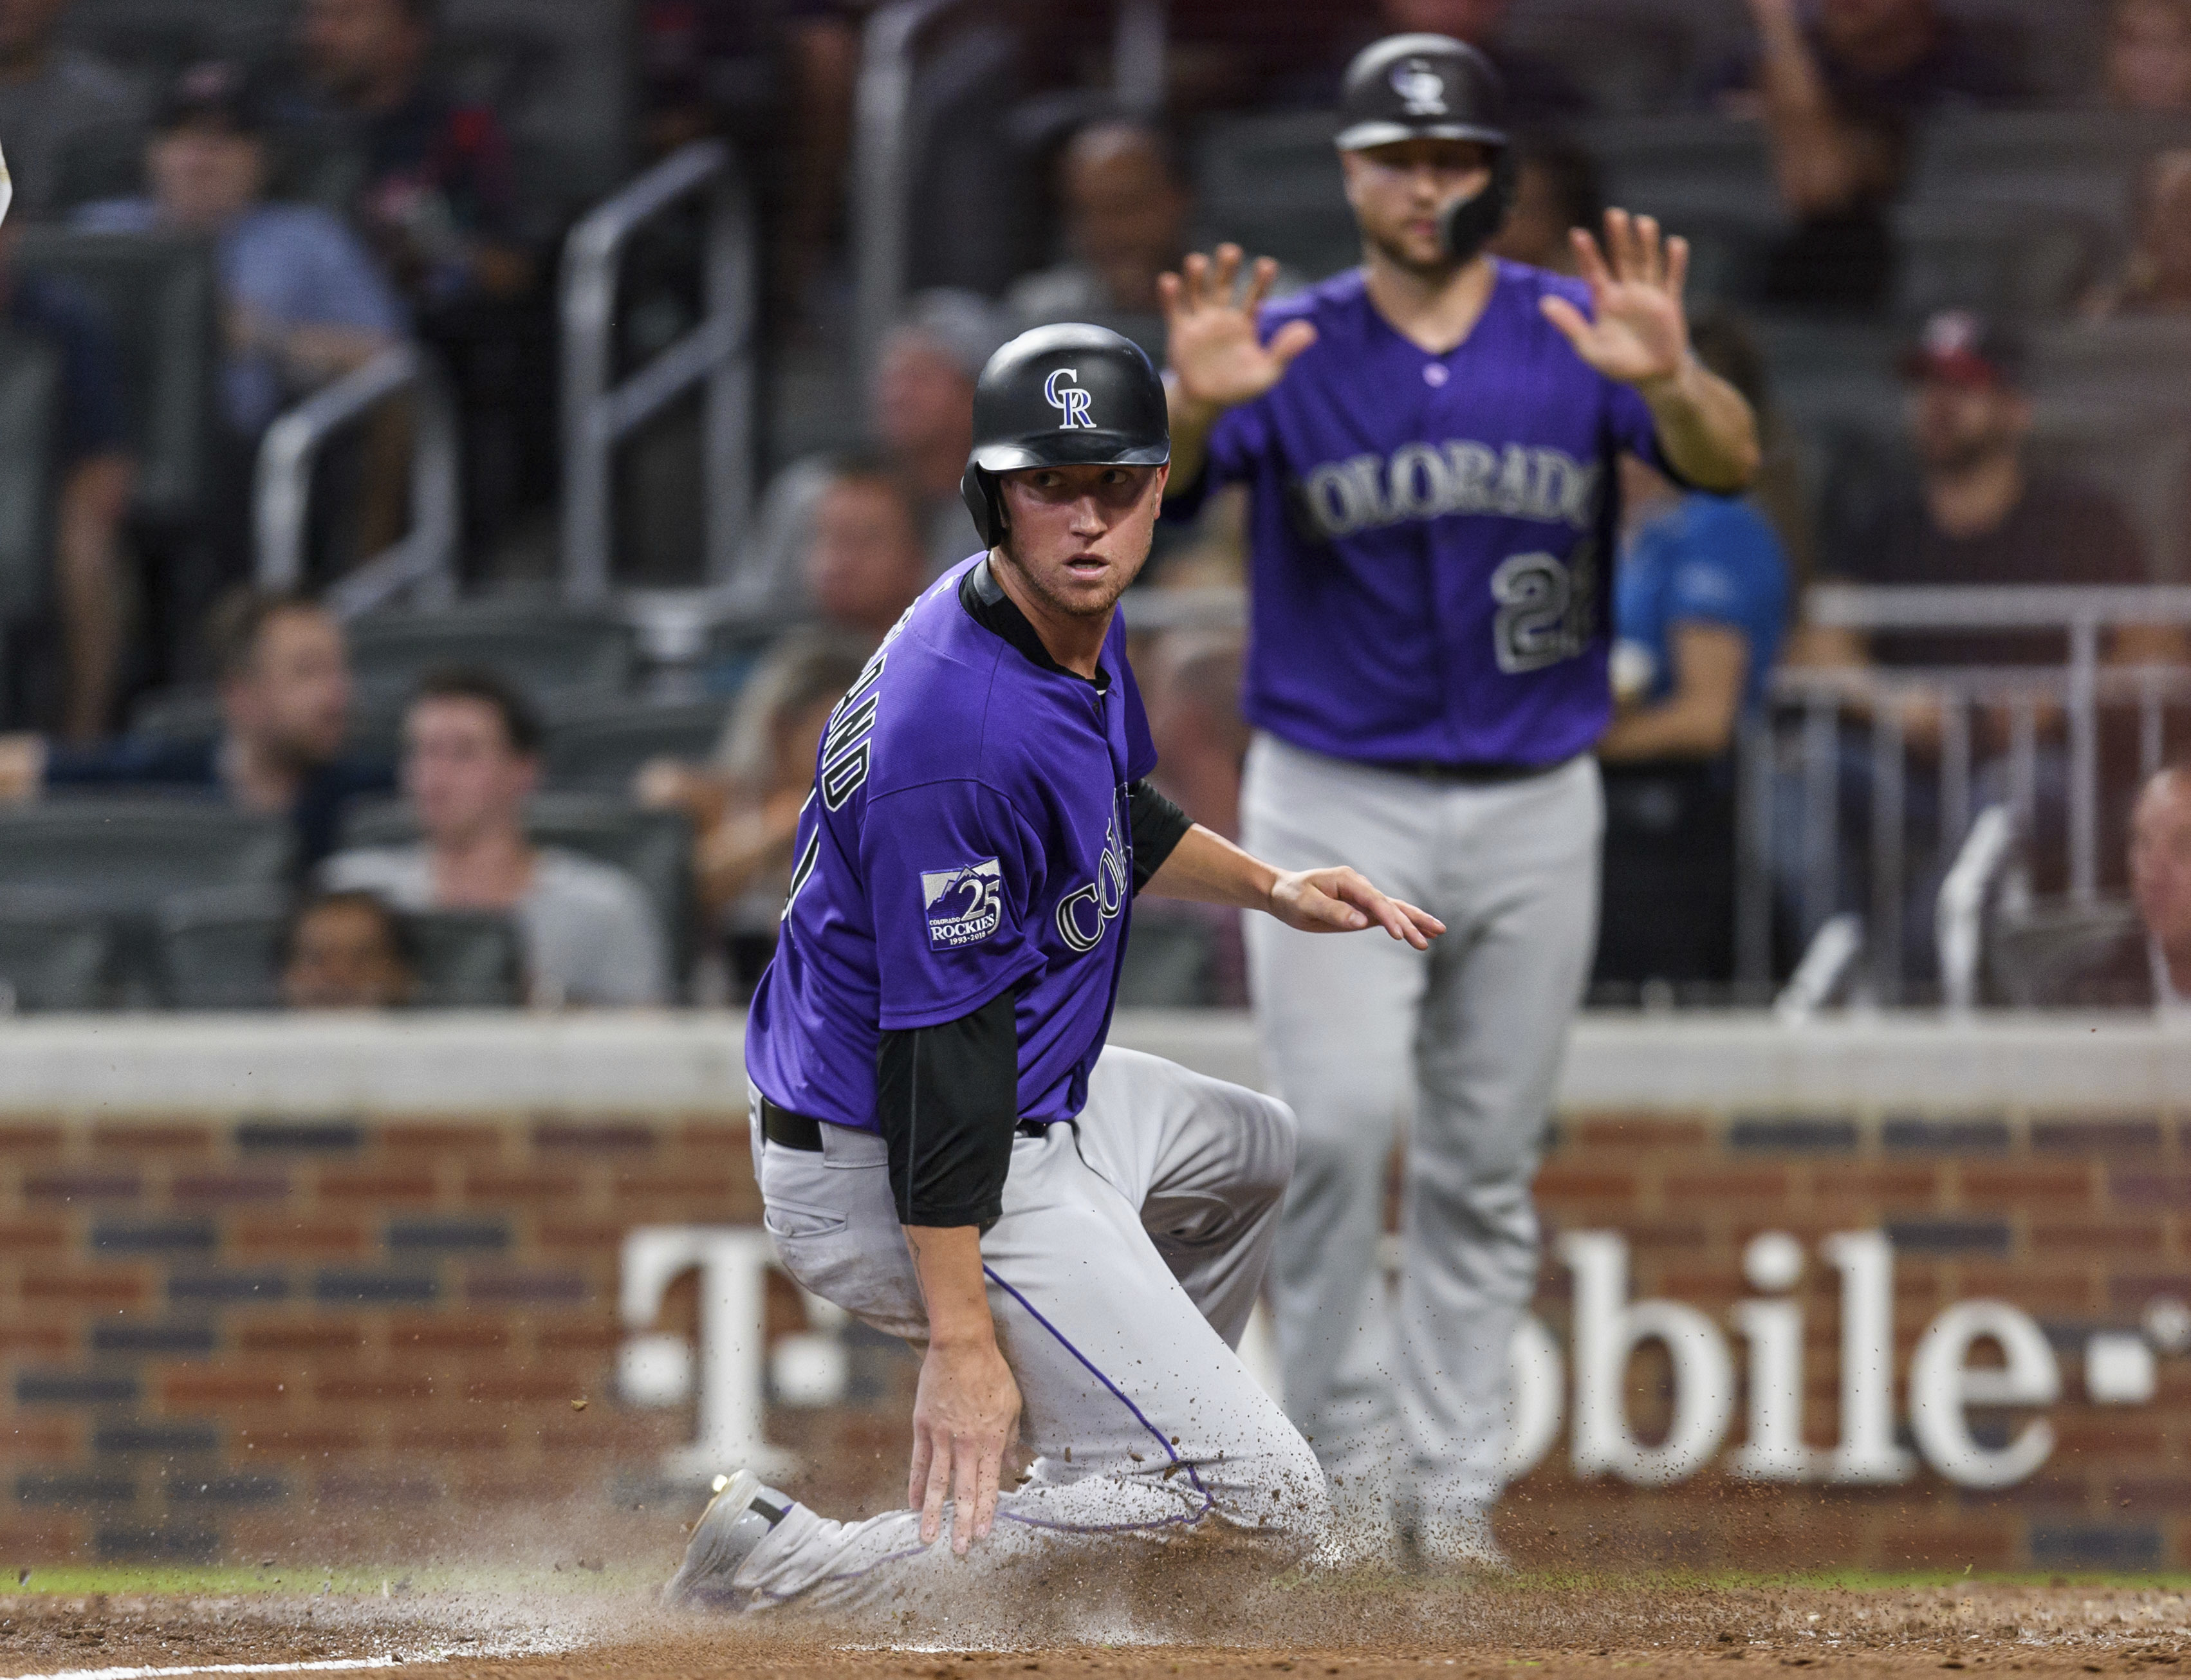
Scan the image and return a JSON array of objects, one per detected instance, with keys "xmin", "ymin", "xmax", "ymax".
[
  {"xmin": 1365, "ymin": 227, "xmax": 1461, "ymax": 284},
  {"xmin": 994, "ymin": 543, "xmax": 1135, "ymax": 621}
]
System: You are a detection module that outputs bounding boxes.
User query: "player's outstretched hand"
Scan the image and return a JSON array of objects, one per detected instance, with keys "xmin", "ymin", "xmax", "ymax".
[
  {"xmin": 1269, "ymin": 867, "xmax": 1444, "ymax": 950},
  {"xmin": 1158, "ymin": 244, "xmax": 1318, "ymax": 414},
  {"xmin": 1540, "ymin": 208, "xmax": 1692, "ymax": 392},
  {"xmin": 909, "ymin": 1335, "xmax": 1021, "ymax": 1556}
]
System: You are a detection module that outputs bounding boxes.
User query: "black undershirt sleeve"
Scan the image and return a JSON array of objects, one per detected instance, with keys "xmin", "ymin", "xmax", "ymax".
[
  {"xmin": 1127, "ymin": 779, "xmax": 1192, "ymax": 892},
  {"xmin": 874, "ymin": 987, "xmax": 1020, "ymax": 1231}
]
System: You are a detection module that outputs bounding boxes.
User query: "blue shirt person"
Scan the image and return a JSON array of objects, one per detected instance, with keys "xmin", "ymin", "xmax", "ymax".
[
  {"xmin": 74, "ymin": 62, "xmax": 404, "ymax": 438},
  {"xmin": 1595, "ymin": 456, "xmax": 1790, "ymax": 988}
]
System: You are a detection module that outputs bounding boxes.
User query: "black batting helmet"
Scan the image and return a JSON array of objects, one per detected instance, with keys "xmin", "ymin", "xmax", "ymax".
[
  {"xmin": 959, "ymin": 323, "xmax": 1170, "ymax": 549},
  {"xmin": 1336, "ymin": 33, "xmax": 1517, "ymax": 265},
  {"xmin": 1335, "ymin": 33, "xmax": 1508, "ymax": 154}
]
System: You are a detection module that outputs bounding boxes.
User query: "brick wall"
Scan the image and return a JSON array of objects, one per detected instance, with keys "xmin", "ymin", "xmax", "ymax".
[{"xmin": 1, "ymin": 1080, "xmax": 2185, "ymax": 1572}]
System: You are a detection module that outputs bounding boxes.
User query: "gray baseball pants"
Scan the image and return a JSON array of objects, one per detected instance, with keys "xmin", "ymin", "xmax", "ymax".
[
  {"xmin": 732, "ymin": 1046, "xmax": 1329, "ymax": 1621},
  {"xmin": 1241, "ymin": 735, "xmax": 1601, "ymax": 1544}
]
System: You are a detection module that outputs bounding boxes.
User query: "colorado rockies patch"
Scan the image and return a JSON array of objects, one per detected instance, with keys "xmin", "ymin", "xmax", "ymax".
[{"xmin": 922, "ymin": 859, "xmax": 1003, "ymax": 949}]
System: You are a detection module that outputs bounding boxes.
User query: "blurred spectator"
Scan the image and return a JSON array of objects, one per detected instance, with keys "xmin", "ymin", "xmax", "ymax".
[
  {"xmin": 1729, "ymin": 0, "xmax": 2031, "ymax": 312},
  {"xmin": 1808, "ymin": 312, "xmax": 2163, "ymax": 672},
  {"xmin": 0, "ymin": 0, "xmax": 145, "ymax": 223},
  {"xmin": 280, "ymin": 888, "xmax": 417, "ymax": 1008},
  {"xmin": 0, "ymin": 590, "xmax": 393, "ymax": 869},
  {"xmin": 0, "ymin": 224, "xmax": 133, "ymax": 743},
  {"xmin": 637, "ymin": 1, "xmax": 864, "ymax": 329},
  {"xmin": 2105, "ymin": 0, "xmax": 2191, "ymax": 111},
  {"xmin": 1134, "ymin": 631, "xmax": 1250, "ymax": 1006},
  {"xmin": 77, "ymin": 63, "xmax": 405, "ymax": 439},
  {"xmin": 2033, "ymin": 763, "xmax": 2191, "ymax": 1009},
  {"xmin": 802, "ymin": 457, "xmax": 930, "ymax": 642},
  {"xmin": 2084, "ymin": 148, "xmax": 2191, "ymax": 317},
  {"xmin": 1008, "ymin": 118, "xmax": 1192, "ymax": 324},
  {"xmin": 1484, "ymin": 133, "xmax": 1601, "ymax": 275},
  {"xmin": 281, "ymin": 0, "xmax": 544, "ymax": 557},
  {"xmin": 636, "ymin": 631, "xmax": 869, "ymax": 995},
  {"xmin": 741, "ymin": 290, "xmax": 1005, "ymax": 613},
  {"xmin": 1369, "ymin": 0, "xmax": 1588, "ymax": 120},
  {"xmin": 284, "ymin": 0, "xmax": 530, "ymax": 311},
  {"xmin": 321, "ymin": 669, "xmax": 669, "ymax": 1007},
  {"xmin": 1595, "ymin": 315, "xmax": 1790, "ymax": 990},
  {"xmin": 1786, "ymin": 311, "xmax": 2181, "ymax": 974}
]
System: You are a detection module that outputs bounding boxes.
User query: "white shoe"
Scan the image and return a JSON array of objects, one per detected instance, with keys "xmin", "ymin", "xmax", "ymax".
[
  {"xmin": 661, "ymin": 1469, "xmax": 793, "ymax": 1609},
  {"xmin": 1411, "ymin": 1506, "xmax": 1514, "ymax": 1574}
]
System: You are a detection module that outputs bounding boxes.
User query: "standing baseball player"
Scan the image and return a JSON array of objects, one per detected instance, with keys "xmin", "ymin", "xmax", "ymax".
[
  {"xmin": 1159, "ymin": 35, "xmax": 1759, "ymax": 1566},
  {"xmin": 661, "ymin": 323, "xmax": 1441, "ymax": 1619}
]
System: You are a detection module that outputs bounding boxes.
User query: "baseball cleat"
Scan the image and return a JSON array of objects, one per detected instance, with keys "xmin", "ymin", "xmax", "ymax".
[{"xmin": 661, "ymin": 1468, "xmax": 792, "ymax": 1609}]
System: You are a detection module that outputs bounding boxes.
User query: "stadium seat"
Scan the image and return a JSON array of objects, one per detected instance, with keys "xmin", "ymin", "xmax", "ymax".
[
  {"xmin": 336, "ymin": 793, "xmax": 694, "ymax": 980},
  {"xmin": 345, "ymin": 603, "xmax": 638, "ymax": 708},
  {"xmin": 0, "ymin": 890, "xmax": 116, "ymax": 1011},
  {"xmin": 154, "ymin": 883, "xmax": 526, "ymax": 1010},
  {"xmin": 0, "ymin": 328, "xmax": 62, "ymax": 631},
  {"xmin": 126, "ymin": 684, "xmax": 224, "ymax": 744},
  {"xmin": 2028, "ymin": 318, "xmax": 2191, "ymax": 414},
  {"xmin": 1116, "ymin": 914, "xmax": 1217, "ymax": 1010},
  {"xmin": 1986, "ymin": 895, "xmax": 2140, "ymax": 1008},
  {"xmin": 56, "ymin": 0, "xmax": 288, "ymax": 73},
  {"xmin": 543, "ymin": 697, "xmax": 734, "ymax": 795},
  {"xmin": 0, "ymin": 799, "xmax": 293, "ymax": 910},
  {"xmin": 2028, "ymin": 403, "xmax": 2191, "ymax": 583},
  {"xmin": 1193, "ymin": 111, "xmax": 1356, "ymax": 283},
  {"xmin": 154, "ymin": 883, "xmax": 286, "ymax": 1010},
  {"xmin": 407, "ymin": 910, "xmax": 526, "ymax": 1008},
  {"xmin": 1501, "ymin": 1, "xmax": 1712, "ymax": 116},
  {"xmin": 10, "ymin": 232, "xmax": 221, "ymax": 529},
  {"xmin": 1576, "ymin": 114, "xmax": 1781, "ymax": 229},
  {"xmin": 1910, "ymin": 111, "xmax": 2191, "ymax": 247},
  {"xmin": 1892, "ymin": 202, "xmax": 2110, "ymax": 323}
]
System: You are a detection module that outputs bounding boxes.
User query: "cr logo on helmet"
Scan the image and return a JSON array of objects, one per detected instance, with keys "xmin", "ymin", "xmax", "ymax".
[{"xmin": 1044, "ymin": 367, "xmax": 1096, "ymax": 429}]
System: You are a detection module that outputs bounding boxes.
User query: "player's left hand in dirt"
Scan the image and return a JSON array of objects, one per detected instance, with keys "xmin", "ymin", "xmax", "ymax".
[
  {"xmin": 908, "ymin": 1331, "xmax": 1021, "ymax": 1556},
  {"xmin": 1539, "ymin": 208, "xmax": 1692, "ymax": 392},
  {"xmin": 1269, "ymin": 867, "xmax": 1443, "ymax": 950}
]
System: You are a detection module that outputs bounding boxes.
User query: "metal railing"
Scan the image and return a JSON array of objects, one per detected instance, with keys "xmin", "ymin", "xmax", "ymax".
[
  {"xmin": 1806, "ymin": 584, "xmax": 2191, "ymax": 903},
  {"xmin": 561, "ymin": 139, "xmax": 755, "ymax": 605},
  {"xmin": 851, "ymin": 0, "xmax": 1174, "ymax": 375},
  {"xmin": 253, "ymin": 343, "xmax": 459, "ymax": 620}
]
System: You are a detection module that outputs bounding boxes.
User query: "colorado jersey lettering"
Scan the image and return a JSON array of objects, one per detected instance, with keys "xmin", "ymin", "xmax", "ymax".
[
  {"xmin": 1174, "ymin": 261, "xmax": 1678, "ymax": 769},
  {"xmin": 744, "ymin": 558, "xmax": 1156, "ymax": 1134}
]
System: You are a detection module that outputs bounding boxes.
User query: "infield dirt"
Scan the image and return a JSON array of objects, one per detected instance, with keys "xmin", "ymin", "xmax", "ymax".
[{"xmin": 3, "ymin": 1575, "xmax": 2188, "ymax": 1679}]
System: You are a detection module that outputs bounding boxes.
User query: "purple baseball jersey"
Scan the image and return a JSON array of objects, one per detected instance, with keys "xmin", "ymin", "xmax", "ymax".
[
  {"xmin": 744, "ymin": 558, "xmax": 1157, "ymax": 1133},
  {"xmin": 1192, "ymin": 262, "xmax": 1671, "ymax": 768}
]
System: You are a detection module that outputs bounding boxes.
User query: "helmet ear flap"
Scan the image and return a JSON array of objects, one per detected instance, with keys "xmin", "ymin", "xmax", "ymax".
[{"xmin": 960, "ymin": 464, "xmax": 1004, "ymax": 548}]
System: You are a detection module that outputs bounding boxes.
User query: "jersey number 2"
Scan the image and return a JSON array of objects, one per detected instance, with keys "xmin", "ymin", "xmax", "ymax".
[{"xmin": 1490, "ymin": 546, "xmax": 1595, "ymax": 674}]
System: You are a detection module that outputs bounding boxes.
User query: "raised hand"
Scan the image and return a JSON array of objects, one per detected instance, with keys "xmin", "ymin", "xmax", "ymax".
[
  {"xmin": 1158, "ymin": 244, "xmax": 1318, "ymax": 414},
  {"xmin": 1268, "ymin": 866, "xmax": 1444, "ymax": 950},
  {"xmin": 1540, "ymin": 208, "xmax": 1692, "ymax": 392}
]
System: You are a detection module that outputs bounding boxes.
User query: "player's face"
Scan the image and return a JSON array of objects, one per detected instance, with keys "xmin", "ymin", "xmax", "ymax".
[
  {"xmin": 402, "ymin": 697, "xmax": 538, "ymax": 846},
  {"xmin": 281, "ymin": 899, "xmax": 412, "ymax": 1010},
  {"xmin": 2132, "ymin": 771, "xmax": 2191, "ymax": 950},
  {"xmin": 994, "ymin": 462, "xmax": 1168, "ymax": 620},
  {"xmin": 227, "ymin": 607, "xmax": 352, "ymax": 767},
  {"xmin": 2112, "ymin": 0, "xmax": 2191, "ymax": 110},
  {"xmin": 1342, "ymin": 139, "xmax": 1495, "ymax": 277}
]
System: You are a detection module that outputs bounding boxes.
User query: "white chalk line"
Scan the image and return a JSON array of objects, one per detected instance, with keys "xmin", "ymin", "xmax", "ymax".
[
  {"xmin": 1, "ymin": 1637, "xmax": 593, "ymax": 1680},
  {"xmin": 0, "ymin": 1659, "xmax": 403, "ymax": 1680}
]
